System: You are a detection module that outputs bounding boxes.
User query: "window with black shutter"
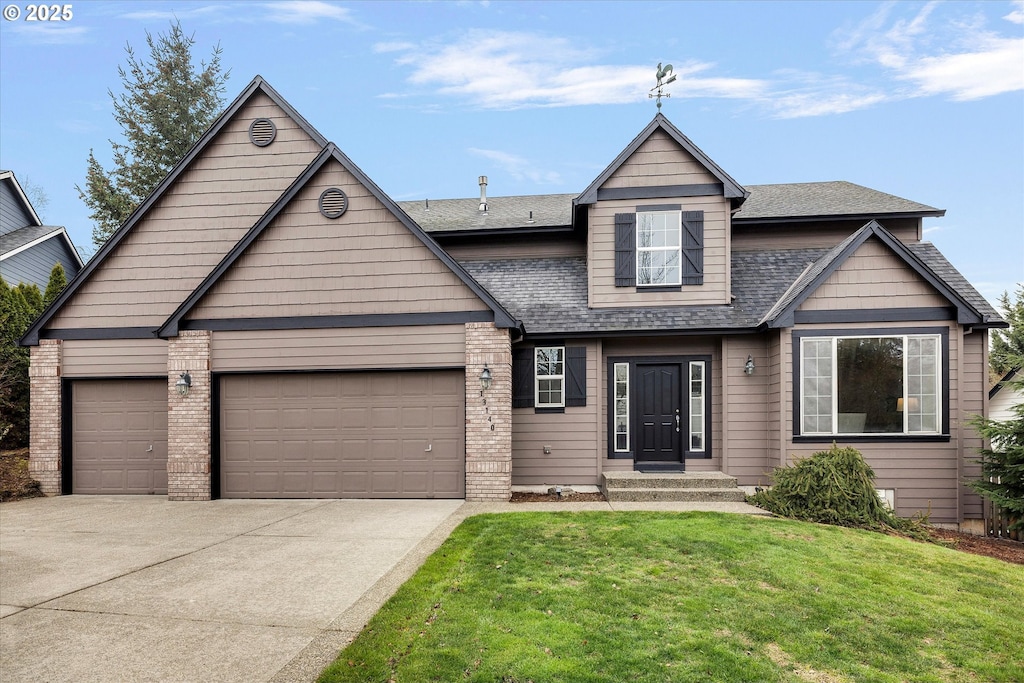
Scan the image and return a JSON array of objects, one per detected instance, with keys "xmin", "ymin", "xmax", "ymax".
[{"xmin": 511, "ymin": 345, "xmax": 587, "ymax": 411}]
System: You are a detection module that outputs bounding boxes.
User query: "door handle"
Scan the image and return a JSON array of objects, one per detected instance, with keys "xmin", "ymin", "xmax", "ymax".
[
  {"xmin": 146, "ymin": 445, "xmax": 153, "ymax": 452},
  {"xmin": 675, "ymin": 413, "xmax": 680, "ymax": 432},
  {"xmin": 425, "ymin": 444, "xmax": 432, "ymax": 452}
]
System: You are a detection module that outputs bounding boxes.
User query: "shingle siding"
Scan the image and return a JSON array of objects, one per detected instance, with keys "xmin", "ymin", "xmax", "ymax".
[{"xmin": 1, "ymin": 234, "xmax": 79, "ymax": 289}]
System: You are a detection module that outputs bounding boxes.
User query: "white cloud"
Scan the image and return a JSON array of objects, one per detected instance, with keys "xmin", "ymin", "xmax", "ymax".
[
  {"xmin": 5, "ymin": 24, "xmax": 90, "ymax": 45},
  {"xmin": 469, "ymin": 147, "xmax": 562, "ymax": 185},
  {"xmin": 261, "ymin": 1, "xmax": 356, "ymax": 25},
  {"xmin": 834, "ymin": 1, "xmax": 1024, "ymax": 101},
  {"xmin": 385, "ymin": 31, "xmax": 767, "ymax": 110},
  {"xmin": 374, "ymin": 41, "xmax": 417, "ymax": 53},
  {"xmin": 119, "ymin": 5, "xmax": 227, "ymax": 21}
]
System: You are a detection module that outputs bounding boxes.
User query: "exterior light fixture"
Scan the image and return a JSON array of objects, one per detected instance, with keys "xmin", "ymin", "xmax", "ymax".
[
  {"xmin": 176, "ymin": 371, "xmax": 192, "ymax": 397},
  {"xmin": 480, "ymin": 365, "xmax": 492, "ymax": 391},
  {"xmin": 744, "ymin": 356, "xmax": 755, "ymax": 376}
]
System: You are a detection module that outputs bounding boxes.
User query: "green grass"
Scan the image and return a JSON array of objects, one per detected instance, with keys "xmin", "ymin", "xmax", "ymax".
[{"xmin": 319, "ymin": 513, "xmax": 1024, "ymax": 683}]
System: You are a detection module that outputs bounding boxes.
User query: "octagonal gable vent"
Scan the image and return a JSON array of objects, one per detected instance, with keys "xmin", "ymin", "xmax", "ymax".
[
  {"xmin": 248, "ymin": 118, "xmax": 277, "ymax": 147},
  {"xmin": 319, "ymin": 188, "xmax": 349, "ymax": 219}
]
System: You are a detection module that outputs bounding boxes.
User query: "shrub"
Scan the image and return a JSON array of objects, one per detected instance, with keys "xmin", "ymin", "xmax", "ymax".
[{"xmin": 750, "ymin": 444, "xmax": 914, "ymax": 532}]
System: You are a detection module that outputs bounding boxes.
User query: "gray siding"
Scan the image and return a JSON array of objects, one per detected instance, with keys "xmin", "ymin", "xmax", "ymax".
[
  {"xmin": 210, "ymin": 326, "xmax": 466, "ymax": 373},
  {"xmin": 0, "ymin": 234, "xmax": 80, "ymax": 289},
  {"xmin": 959, "ymin": 330, "xmax": 986, "ymax": 520},
  {"xmin": 48, "ymin": 93, "xmax": 323, "ymax": 331},
  {"xmin": 721, "ymin": 335, "xmax": 771, "ymax": 486},
  {"xmin": 0, "ymin": 179, "xmax": 36, "ymax": 236},
  {"xmin": 511, "ymin": 340, "xmax": 601, "ymax": 486},
  {"xmin": 62, "ymin": 339, "xmax": 167, "ymax": 377},
  {"xmin": 445, "ymin": 238, "xmax": 585, "ymax": 261}
]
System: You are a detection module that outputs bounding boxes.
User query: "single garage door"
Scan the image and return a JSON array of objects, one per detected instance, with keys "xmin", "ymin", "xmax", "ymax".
[
  {"xmin": 220, "ymin": 371, "xmax": 465, "ymax": 498},
  {"xmin": 71, "ymin": 379, "xmax": 168, "ymax": 494}
]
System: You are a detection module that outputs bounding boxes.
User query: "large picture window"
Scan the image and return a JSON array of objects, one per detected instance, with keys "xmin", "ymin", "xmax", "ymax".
[
  {"xmin": 636, "ymin": 211, "xmax": 681, "ymax": 286},
  {"xmin": 800, "ymin": 334, "xmax": 942, "ymax": 436}
]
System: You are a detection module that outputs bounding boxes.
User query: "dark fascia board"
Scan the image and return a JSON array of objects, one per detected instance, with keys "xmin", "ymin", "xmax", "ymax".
[
  {"xmin": 182, "ymin": 311, "xmax": 494, "ymax": 332},
  {"xmin": 40, "ymin": 327, "xmax": 157, "ymax": 340},
  {"xmin": 766, "ymin": 220, "xmax": 985, "ymax": 328},
  {"xmin": 0, "ymin": 171, "xmax": 43, "ymax": 226},
  {"xmin": 20, "ymin": 75, "xmax": 329, "ymax": 347},
  {"xmin": 429, "ymin": 224, "xmax": 575, "ymax": 242},
  {"xmin": 989, "ymin": 367, "xmax": 1020, "ymax": 399},
  {"xmin": 576, "ymin": 113, "xmax": 747, "ymax": 205},
  {"xmin": 159, "ymin": 144, "xmax": 521, "ymax": 337},
  {"xmin": 522, "ymin": 326, "xmax": 761, "ymax": 342},
  {"xmin": 733, "ymin": 210, "xmax": 946, "ymax": 225},
  {"xmin": 596, "ymin": 183, "xmax": 723, "ymax": 202}
]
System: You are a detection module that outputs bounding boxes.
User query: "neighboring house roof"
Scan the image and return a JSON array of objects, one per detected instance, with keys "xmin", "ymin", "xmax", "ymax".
[
  {"xmin": 734, "ymin": 181, "xmax": 945, "ymax": 223},
  {"xmin": 462, "ymin": 220, "xmax": 1001, "ymax": 337},
  {"xmin": 0, "ymin": 225, "xmax": 84, "ymax": 269},
  {"xmin": 576, "ymin": 113, "xmax": 748, "ymax": 205},
  {"xmin": 0, "ymin": 170, "xmax": 43, "ymax": 230},
  {"xmin": 990, "ymin": 368, "xmax": 1020, "ymax": 400},
  {"xmin": 159, "ymin": 143, "xmax": 522, "ymax": 337},
  {"xmin": 398, "ymin": 193, "xmax": 576, "ymax": 234},
  {"xmin": 760, "ymin": 220, "xmax": 997, "ymax": 328},
  {"xmin": 22, "ymin": 75, "xmax": 329, "ymax": 347}
]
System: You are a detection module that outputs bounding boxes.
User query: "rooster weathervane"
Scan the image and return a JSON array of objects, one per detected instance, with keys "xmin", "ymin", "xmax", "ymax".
[{"xmin": 649, "ymin": 62, "xmax": 677, "ymax": 111}]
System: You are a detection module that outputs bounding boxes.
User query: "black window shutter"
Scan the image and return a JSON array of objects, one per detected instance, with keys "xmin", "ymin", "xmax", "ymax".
[
  {"xmin": 614, "ymin": 213, "xmax": 636, "ymax": 287},
  {"xmin": 681, "ymin": 210, "xmax": 704, "ymax": 286},
  {"xmin": 565, "ymin": 346, "xmax": 587, "ymax": 407},
  {"xmin": 512, "ymin": 347, "xmax": 535, "ymax": 408}
]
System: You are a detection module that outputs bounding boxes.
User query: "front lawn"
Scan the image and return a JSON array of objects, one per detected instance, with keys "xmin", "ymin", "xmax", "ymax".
[{"xmin": 320, "ymin": 512, "xmax": 1024, "ymax": 683}]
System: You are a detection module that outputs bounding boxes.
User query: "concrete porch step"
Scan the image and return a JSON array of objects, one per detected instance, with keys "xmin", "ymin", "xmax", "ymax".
[
  {"xmin": 602, "ymin": 471, "xmax": 739, "ymax": 490},
  {"xmin": 604, "ymin": 487, "xmax": 748, "ymax": 503}
]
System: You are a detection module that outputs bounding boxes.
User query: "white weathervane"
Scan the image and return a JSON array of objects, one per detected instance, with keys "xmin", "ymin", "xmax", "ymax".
[{"xmin": 649, "ymin": 62, "xmax": 677, "ymax": 111}]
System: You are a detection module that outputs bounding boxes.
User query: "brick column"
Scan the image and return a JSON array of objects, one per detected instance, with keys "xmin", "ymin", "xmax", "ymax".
[
  {"xmin": 28, "ymin": 339, "xmax": 62, "ymax": 495},
  {"xmin": 167, "ymin": 330, "xmax": 211, "ymax": 501},
  {"xmin": 465, "ymin": 322, "xmax": 512, "ymax": 501}
]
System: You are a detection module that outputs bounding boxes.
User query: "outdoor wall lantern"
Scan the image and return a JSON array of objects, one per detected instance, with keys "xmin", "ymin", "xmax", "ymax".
[
  {"xmin": 480, "ymin": 365, "xmax": 492, "ymax": 391},
  {"xmin": 744, "ymin": 356, "xmax": 755, "ymax": 375},
  {"xmin": 176, "ymin": 371, "xmax": 192, "ymax": 397}
]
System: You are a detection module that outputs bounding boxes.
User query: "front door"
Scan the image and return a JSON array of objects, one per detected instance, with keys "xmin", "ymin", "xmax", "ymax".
[{"xmin": 637, "ymin": 364, "xmax": 682, "ymax": 463}]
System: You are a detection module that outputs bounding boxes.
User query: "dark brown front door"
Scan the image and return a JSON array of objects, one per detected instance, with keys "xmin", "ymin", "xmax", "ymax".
[{"xmin": 637, "ymin": 364, "xmax": 682, "ymax": 462}]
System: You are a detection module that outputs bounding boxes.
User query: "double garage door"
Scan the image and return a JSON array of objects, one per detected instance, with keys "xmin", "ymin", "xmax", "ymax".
[{"xmin": 69, "ymin": 371, "xmax": 465, "ymax": 498}]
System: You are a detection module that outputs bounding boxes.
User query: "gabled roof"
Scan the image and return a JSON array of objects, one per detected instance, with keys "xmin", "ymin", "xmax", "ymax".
[
  {"xmin": 22, "ymin": 75, "xmax": 328, "ymax": 346},
  {"xmin": 0, "ymin": 224, "xmax": 83, "ymax": 268},
  {"xmin": 761, "ymin": 220, "xmax": 992, "ymax": 328},
  {"xmin": 990, "ymin": 367, "xmax": 1020, "ymax": 400},
  {"xmin": 734, "ymin": 181, "xmax": 944, "ymax": 223},
  {"xmin": 0, "ymin": 170, "xmax": 43, "ymax": 228},
  {"xmin": 576, "ymin": 113, "xmax": 747, "ymax": 205},
  {"xmin": 159, "ymin": 144, "xmax": 521, "ymax": 337}
]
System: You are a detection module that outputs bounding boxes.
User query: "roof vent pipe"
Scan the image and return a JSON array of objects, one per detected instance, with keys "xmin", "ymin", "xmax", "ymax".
[{"xmin": 478, "ymin": 175, "xmax": 488, "ymax": 213}]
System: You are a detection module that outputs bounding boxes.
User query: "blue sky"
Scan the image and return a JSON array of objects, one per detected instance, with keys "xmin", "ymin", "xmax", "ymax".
[{"xmin": 1, "ymin": 0, "xmax": 1021, "ymax": 308}]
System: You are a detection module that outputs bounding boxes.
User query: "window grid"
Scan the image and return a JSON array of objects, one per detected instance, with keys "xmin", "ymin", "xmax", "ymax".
[
  {"xmin": 636, "ymin": 211, "xmax": 681, "ymax": 286},
  {"xmin": 800, "ymin": 334, "xmax": 941, "ymax": 436},
  {"xmin": 689, "ymin": 361, "xmax": 705, "ymax": 452},
  {"xmin": 613, "ymin": 363, "xmax": 629, "ymax": 452},
  {"xmin": 535, "ymin": 347, "xmax": 565, "ymax": 408}
]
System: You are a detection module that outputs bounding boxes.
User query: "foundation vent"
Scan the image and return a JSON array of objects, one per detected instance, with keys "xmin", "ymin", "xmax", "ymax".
[
  {"xmin": 248, "ymin": 118, "xmax": 277, "ymax": 147},
  {"xmin": 319, "ymin": 188, "xmax": 349, "ymax": 219}
]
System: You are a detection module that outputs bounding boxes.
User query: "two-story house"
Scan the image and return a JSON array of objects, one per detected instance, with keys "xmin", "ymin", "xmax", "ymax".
[{"xmin": 22, "ymin": 77, "xmax": 1003, "ymax": 530}]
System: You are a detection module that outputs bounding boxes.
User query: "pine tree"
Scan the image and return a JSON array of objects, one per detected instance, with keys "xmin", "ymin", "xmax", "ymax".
[
  {"xmin": 990, "ymin": 284, "xmax": 1024, "ymax": 377},
  {"xmin": 969, "ymin": 372, "xmax": 1024, "ymax": 536},
  {"xmin": 78, "ymin": 20, "xmax": 229, "ymax": 247},
  {"xmin": 43, "ymin": 262, "xmax": 68, "ymax": 308},
  {"xmin": 0, "ymin": 279, "xmax": 35, "ymax": 448}
]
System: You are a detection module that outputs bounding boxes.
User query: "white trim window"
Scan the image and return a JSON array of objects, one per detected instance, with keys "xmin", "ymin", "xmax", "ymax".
[
  {"xmin": 689, "ymin": 361, "xmax": 706, "ymax": 452},
  {"xmin": 636, "ymin": 210, "xmax": 681, "ymax": 286},
  {"xmin": 800, "ymin": 334, "xmax": 942, "ymax": 436},
  {"xmin": 535, "ymin": 347, "xmax": 565, "ymax": 408},
  {"xmin": 613, "ymin": 362, "xmax": 630, "ymax": 452}
]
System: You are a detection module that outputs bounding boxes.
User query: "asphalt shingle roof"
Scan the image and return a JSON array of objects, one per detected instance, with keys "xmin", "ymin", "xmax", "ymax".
[
  {"xmin": 459, "ymin": 240, "xmax": 999, "ymax": 335},
  {"xmin": 0, "ymin": 224, "xmax": 64, "ymax": 256},
  {"xmin": 398, "ymin": 194, "xmax": 576, "ymax": 233},
  {"xmin": 734, "ymin": 181, "xmax": 942, "ymax": 220}
]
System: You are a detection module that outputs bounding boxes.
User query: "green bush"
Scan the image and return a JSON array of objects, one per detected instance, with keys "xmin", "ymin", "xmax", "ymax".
[{"xmin": 750, "ymin": 444, "xmax": 915, "ymax": 532}]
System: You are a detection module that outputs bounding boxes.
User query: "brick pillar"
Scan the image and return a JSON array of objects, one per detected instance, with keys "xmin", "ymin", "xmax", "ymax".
[
  {"xmin": 465, "ymin": 322, "xmax": 512, "ymax": 501},
  {"xmin": 167, "ymin": 330, "xmax": 211, "ymax": 501},
  {"xmin": 28, "ymin": 339, "xmax": 62, "ymax": 495}
]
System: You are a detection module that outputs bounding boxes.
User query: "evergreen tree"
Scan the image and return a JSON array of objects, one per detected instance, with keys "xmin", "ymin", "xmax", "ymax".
[
  {"xmin": 969, "ymin": 367, "xmax": 1024, "ymax": 536},
  {"xmin": 78, "ymin": 20, "xmax": 228, "ymax": 247},
  {"xmin": 990, "ymin": 284, "xmax": 1024, "ymax": 377},
  {"xmin": 43, "ymin": 262, "xmax": 68, "ymax": 308},
  {"xmin": 0, "ymin": 279, "xmax": 36, "ymax": 448}
]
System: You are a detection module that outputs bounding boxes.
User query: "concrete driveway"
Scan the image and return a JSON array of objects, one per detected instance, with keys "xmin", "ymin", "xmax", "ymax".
[{"xmin": 0, "ymin": 496, "xmax": 465, "ymax": 682}]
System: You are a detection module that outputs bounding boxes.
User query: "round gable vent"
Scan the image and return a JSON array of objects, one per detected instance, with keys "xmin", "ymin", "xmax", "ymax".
[
  {"xmin": 248, "ymin": 118, "xmax": 277, "ymax": 147},
  {"xmin": 319, "ymin": 188, "xmax": 349, "ymax": 219}
]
